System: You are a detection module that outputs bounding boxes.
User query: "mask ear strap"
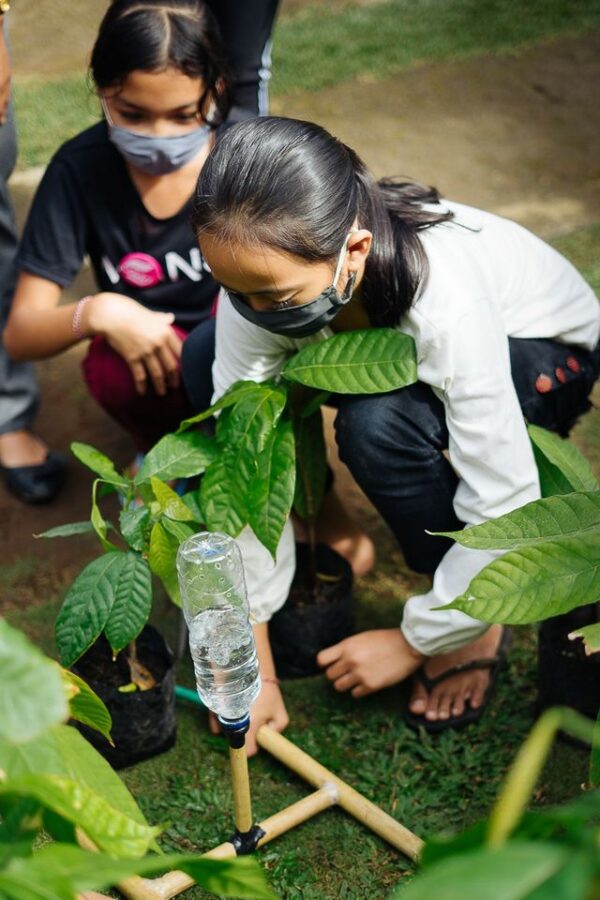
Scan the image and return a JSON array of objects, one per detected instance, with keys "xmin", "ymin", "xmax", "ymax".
[{"xmin": 100, "ymin": 97, "xmax": 115, "ymax": 127}]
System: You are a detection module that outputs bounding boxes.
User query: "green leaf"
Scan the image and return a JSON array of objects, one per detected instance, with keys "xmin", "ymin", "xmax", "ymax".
[
  {"xmin": 161, "ymin": 517, "xmax": 196, "ymax": 545},
  {"xmin": 293, "ymin": 408, "xmax": 327, "ymax": 523},
  {"xmin": 283, "ymin": 328, "xmax": 418, "ymax": 393},
  {"xmin": 103, "ymin": 554, "xmax": 152, "ymax": 655},
  {"xmin": 568, "ymin": 621, "xmax": 600, "ymax": 657},
  {"xmin": 248, "ymin": 419, "xmax": 296, "ymax": 558},
  {"xmin": 61, "ymin": 670, "xmax": 112, "ymax": 743},
  {"xmin": 55, "ymin": 553, "xmax": 134, "ymax": 667},
  {"xmin": 220, "ymin": 383, "xmax": 287, "ymax": 454},
  {"xmin": 71, "ymin": 441, "xmax": 128, "ymax": 488},
  {"xmin": 119, "ymin": 506, "xmax": 150, "ymax": 552},
  {"xmin": 177, "ymin": 380, "xmax": 267, "ymax": 431},
  {"xmin": 136, "ymin": 430, "xmax": 218, "ymax": 483},
  {"xmin": 199, "ymin": 451, "xmax": 249, "ymax": 536},
  {"xmin": 0, "ymin": 724, "xmax": 149, "ymax": 827},
  {"xmin": 440, "ymin": 532, "xmax": 600, "ymax": 624},
  {"xmin": 180, "ymin": 490, "xmax": 204, "ymax": 523},
  {"xmin": 390, "ymin": 843, "xmax": 570, "ymax": 900},
  {"xmin": 9, "ymin": 844, "xmax": 275, "ymax": 899},
  {"xmin": 433, "ymin": 491, "xmax": 600, "ymax": 550},
  {"xmin": 0, "ymin": 620, "xmax": 68, "ymax": 745},
  {"xmin": 148, "ymin": 521, "xmax": 186, "ymax": 606},
  {"xmin": 150, "ymin": 477, "xmax": 196, "ymax": 521},
  {"xmin": 487, "ymin": 708, "xmax": 598, "ymax": 847},
  {"xmin": 0, "ymin": 774, "xmax": 162, "ymax": 858},
  {"xmin": 528, "ymin": 425, "xmax": 599, "ymax": 495},
  {"xmin": 91, "ymin": 479, "xmax": 117, "ymax": 552},
  {"xmin": 0, "ymin": 864, "xmax": 73, "ymax": 899},
  {"xmin": 34, "ymin": 521, "xmax": 96, "ymax": 540}
]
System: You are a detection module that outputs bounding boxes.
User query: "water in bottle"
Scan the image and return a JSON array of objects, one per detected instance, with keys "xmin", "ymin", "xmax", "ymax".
[{"xmin": 176, "ymin": 532, "xmax": 261, "ymax": 723}]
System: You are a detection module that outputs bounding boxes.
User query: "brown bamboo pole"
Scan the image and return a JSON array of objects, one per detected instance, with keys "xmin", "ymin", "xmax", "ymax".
[
  {"xmin": 256, "ymin": 725, "xmax": 424, "ymax": 861},
  {"xmin": 117, "ymin": 786, "xmax": 339, "ymax": 899},
  {"xmin": 229, "ymin": 743, "xmax": 253, "ymax": 833}
]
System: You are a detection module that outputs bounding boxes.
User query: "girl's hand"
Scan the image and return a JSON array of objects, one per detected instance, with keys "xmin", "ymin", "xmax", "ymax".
[
  {"xmin": 317, "ymin": 628, "xmax": 424, "ymax": 698},
  {"xmin": 208, "ymin": 680, "xmax": 289, "ymax": 757},
  {"xmin": 85, "ymin": 292, "xmax": 183, "ymax": 396}
]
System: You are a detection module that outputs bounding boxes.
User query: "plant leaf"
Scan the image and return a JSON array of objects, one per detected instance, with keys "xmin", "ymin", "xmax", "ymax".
[
  {"xmin": 199, "ymin": 451, "xmax": 249, "ymax": 536},
  {"xmin": 177, "ymin": 380, "xmax": 267, "ymax": 431},
  {"xmin": 433, "ymin": 491, "xmax": 600, "ymax": 550},
  {"xmin": 220, "ymin": 383, "xmax": 287, "ymax": 453},
  {"xmin": 293, "ymin": 408, "xmax": 327, "ymax": 523},
  {"xmin": 71, "ymin": 442, "xmax": 128, "ymax": 488},
  {"xmin": 150, "ymin": 477, "xmax": 196, "ymax": 521},
  {"xmin": 136, "ymin": 430, "xmax": 218, "ymax": 483},
  {"xmin": 569, "ymin": 621, "xmax": 600, "ymax": 657},
  {"xmin": 90, "ymin": 479, "xmax": 117, "ymax": 552},
  {"xmin": 10, "ymin": 844, "xmax": 275, "ymax": 899},
  {"xmin": 440, "ymin": 532, "xmax": 600, "ymax": 624},
  {"xmin": 34, "ymin": 521, "xmax": 96, "ymax": 540},
  {"xmin": 390, "ymin": 843, "xmax": 570, "ymax": 900},
  {"xmin": 282, "ymin": 328, "xmax": 417, "ymax": 393},
  {"xmin": 119, "ymin": 506, "xmax": 150, "ymax": 552},
  {"xmin": 55, "ymin": 553, "xmax": 130, "ymax": 667},
  {"xmin": 148, "ymin": 521, "xmax": 186, "ymax": 606},
  {"xmin": 60, "ymin": 670, "xmax": 112, "ymax": 743},
  {"xmin": 0, "ymin": 774, "xmax": 162, "ymax": 858},
  {"xmin": 528, "ymin": 424, "xmax": 599, "ymax": 495},
  {"xmin": 248, "ymin": 419, "xmax": 296, "ymax": 559},
  {"xmin": 0, "ymin": 620, "xmax": 68, "ymax": 745},
  {"xmin": 180, "ymin": 490, "xmax": 204, "ymax": 523},
  {"xmin": 0, "ymin": 724, "xmax": 148, "ymax": 827},
  {"xmin": 104, "ymin": 554, "xmax": 152, "ymax": 655}
]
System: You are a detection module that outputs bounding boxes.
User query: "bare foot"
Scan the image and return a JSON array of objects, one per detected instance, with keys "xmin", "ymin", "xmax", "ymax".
[
  {"xmin": 293, "ymin": 487, "xmax": 376, "ymax": 577},
  {"xmin": 318, "ymin": 628, "xmax": 424, "ymax": 698},
  {"xmin": 0, "ymin": 430, "xmax": 48, "ymax": 467},
  {"xmin": 408, "ymin": 624, "xmax": 505, "ymax": 723}
]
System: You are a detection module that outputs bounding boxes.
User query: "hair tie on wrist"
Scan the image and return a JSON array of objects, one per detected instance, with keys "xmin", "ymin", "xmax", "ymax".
[{"xmin": 72, "ymin": 295, "xmax": 93, "ymax": 340}]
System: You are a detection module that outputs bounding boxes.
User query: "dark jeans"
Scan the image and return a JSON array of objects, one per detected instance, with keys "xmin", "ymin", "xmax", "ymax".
[{"xmin": 334, "ymin": 337, "xmax": 600, "ymax": 575}]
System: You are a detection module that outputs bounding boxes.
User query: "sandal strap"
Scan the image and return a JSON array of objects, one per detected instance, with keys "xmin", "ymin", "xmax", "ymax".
[{"xmin": 415, "ymin": 656, "xmax": 501, "ymax": 692}]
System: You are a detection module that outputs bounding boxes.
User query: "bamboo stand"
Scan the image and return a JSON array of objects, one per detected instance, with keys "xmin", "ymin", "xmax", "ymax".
[{"xmin": 111, "ymin": 724, "xmax": 423, "ymax": 900}]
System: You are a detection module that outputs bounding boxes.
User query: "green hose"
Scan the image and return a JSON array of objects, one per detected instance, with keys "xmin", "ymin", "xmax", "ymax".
[{"xmin": 175, "ymin": 684, "xmax": 205, "ymax": 707}]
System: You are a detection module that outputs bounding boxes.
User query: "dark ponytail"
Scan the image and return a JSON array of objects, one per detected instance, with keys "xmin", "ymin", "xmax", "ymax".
[
  {"xmin": 91, "ymin": 0, "xmax": 232, "ymax": 127},
  {"xmin": 192, "ymin": 117, "xmax": 453, "ymax": 324}
]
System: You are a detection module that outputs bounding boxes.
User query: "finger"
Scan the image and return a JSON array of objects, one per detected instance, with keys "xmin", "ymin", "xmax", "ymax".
[
  {"xmin": 129, "ymin": 360, "xmax": 147, "ymax": 396},
  {"xmin": 316, "ymin": 642, "xmax": 344, "ymax": 668},
  {"xmin": 245, "ymin": 731, "xmax": 259, "ymax": 757},
  {"xmin": 144, "ymin": 353, "xmax": 167, "ymax": 396},
  {"xmin": 157, "ymin": 344, "xmax": 180, "ymax": 389},
  {"xmin": 351, "ymin": 683, "xmax": 373, "ymax": 699},
  {"xmin": 323, "ymin": 658, "xmax": 350, "ymax": 682},
  {"xmin": 208, "ymin": 712, "xmax": 220, "ymax": 735},
  {"xmin": 166, "ymin": 327, "xmax": 184, "ymax": 359},
  {"xmin": 333, "ymin": 672, "xmax": 360, "ymax": 693}
]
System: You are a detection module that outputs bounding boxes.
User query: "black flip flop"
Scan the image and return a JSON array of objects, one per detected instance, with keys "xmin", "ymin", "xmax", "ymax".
[{"xmin": 404, "ymin": 627, "xmax": 512, "ymax": 734}]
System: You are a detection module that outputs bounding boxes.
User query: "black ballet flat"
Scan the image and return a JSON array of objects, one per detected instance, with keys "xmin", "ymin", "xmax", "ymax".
[{"xmin": 1, "ymin": 451, "xmax": 68, "ymax": 504}]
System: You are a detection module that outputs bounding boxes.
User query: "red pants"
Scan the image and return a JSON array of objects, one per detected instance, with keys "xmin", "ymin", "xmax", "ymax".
[{"xmin": 82, "ymin": 326, "xmax": 194, "ymax": 452}]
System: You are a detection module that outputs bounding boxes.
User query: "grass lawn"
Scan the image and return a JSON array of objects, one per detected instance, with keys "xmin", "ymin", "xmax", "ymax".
[
  {"xmin": 6, "ymin": 222, "xmax": 599, "ymax": 897},
  {"xmin": 12, "ymin": 0, "xmax": 600, "ymax": 168}
]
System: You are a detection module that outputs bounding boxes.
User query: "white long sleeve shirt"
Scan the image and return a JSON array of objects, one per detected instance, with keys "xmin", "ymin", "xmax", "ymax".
[{"xmin": 211, "ymin": 202, "xmax": 600, "ymax": 655}]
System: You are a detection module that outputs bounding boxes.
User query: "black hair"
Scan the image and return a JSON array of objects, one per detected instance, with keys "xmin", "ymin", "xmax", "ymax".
[
  {"xmin": 90, "ymin": 0, "xmax": 232, "ymax": 127},
  {"xmin": 191, "ymin": 117, "xmax": 453, "ymax": 325}
]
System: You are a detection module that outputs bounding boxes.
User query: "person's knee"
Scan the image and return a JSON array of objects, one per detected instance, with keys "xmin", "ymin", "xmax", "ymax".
[
  {"xmin": 181, "ymin": 318, "xmax": 216, "ymax": 412},
  {"xmin": 82, "ymin": 336, "xmax": 136, "ymax": 408}
]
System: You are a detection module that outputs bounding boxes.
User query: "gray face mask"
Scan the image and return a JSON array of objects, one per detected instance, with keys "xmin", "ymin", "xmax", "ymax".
[
  {"xmin": 227, "ymin": 235, "xmax": 357, "ymax": 339},
  {"xmin": 102, "ymin": 99, "xmax": 212, "ymax": 176}
]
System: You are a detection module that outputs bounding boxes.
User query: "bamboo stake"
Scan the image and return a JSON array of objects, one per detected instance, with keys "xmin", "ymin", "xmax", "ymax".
[
  {"xmin": 256, "ymin": 725, "xmax": 424, "ymax": 861},
  {"xmin": 229, "ymin": 743, "xmax": 253, "ymax": 833}
]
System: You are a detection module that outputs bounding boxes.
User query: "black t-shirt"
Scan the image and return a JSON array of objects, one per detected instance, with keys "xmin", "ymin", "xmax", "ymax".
[{"xmin": 17, "ymin": 122, "xmax": 217, "ymax": 328}]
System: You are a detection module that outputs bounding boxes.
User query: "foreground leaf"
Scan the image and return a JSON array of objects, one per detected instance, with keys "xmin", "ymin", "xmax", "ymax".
[
  {"xmin": 283, "ymin": 328, "xmax": 417, "ymax": 393},
  {"xmin": 136, "ymin": 430, "xmax": 218, "ymax": 482},
  {"xmin": 248, "ymin": 419, "xmax": 296, "ymax": 558},
  {"xmin": 177, "ymin": 380, "xmax": 267, "ymax": 431},
  {"xmin": 528, "ymin": 424, "xmax": 599, "ymax": 495},
  {"xmin": 0, "ymin": 774, "xmax": 161, "ymax": 858},
  {"xmin": 391, "ymin": 843, "xmax": 569, "ymax": 900},
  {"xmin": 434, "ymin": 492, "xmax": 600, "ymax": 550},
  {"xmin": 0, "ymin": 620, "xmax": 68, "ymax": 745},
  {"xmin": 7, "ymin": 843, "xmax": 275, "ymax": 899},
  {"xmin": 71, "ymin": 442, "xmax": 128, "ymax": 488},
  {"xmin": 440, "ymin": 533, "xmax": 600, "ymax": 624},
  {"xmin": 34, "ymin": 521, "xmax": 96, "ymax": 540},
  {"xmin": 61, "ymin": 670, "xmax": 112, "ymax": 743}
]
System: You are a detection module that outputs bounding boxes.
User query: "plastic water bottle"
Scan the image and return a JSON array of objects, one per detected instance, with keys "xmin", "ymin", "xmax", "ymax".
[{"xmin": 176, "ymin": 532, "xmax": 261, "ymax": 725}]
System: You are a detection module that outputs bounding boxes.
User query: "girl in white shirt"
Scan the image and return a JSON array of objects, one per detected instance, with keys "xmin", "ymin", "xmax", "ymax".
[{"xmin": 183, "ymin": 116, "xmax": 600, "ymax": 754}]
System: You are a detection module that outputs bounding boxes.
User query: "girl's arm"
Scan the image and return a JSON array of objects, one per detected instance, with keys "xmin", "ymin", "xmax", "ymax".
[{"xmin": 5, "ymin": 273, "xmax": 183, "ymax": 396}]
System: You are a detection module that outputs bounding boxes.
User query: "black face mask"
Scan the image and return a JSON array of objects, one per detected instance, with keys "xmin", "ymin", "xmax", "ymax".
[{"xmin": 227, "ymin": 236, "xmax": 357, "ymax": 338}]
